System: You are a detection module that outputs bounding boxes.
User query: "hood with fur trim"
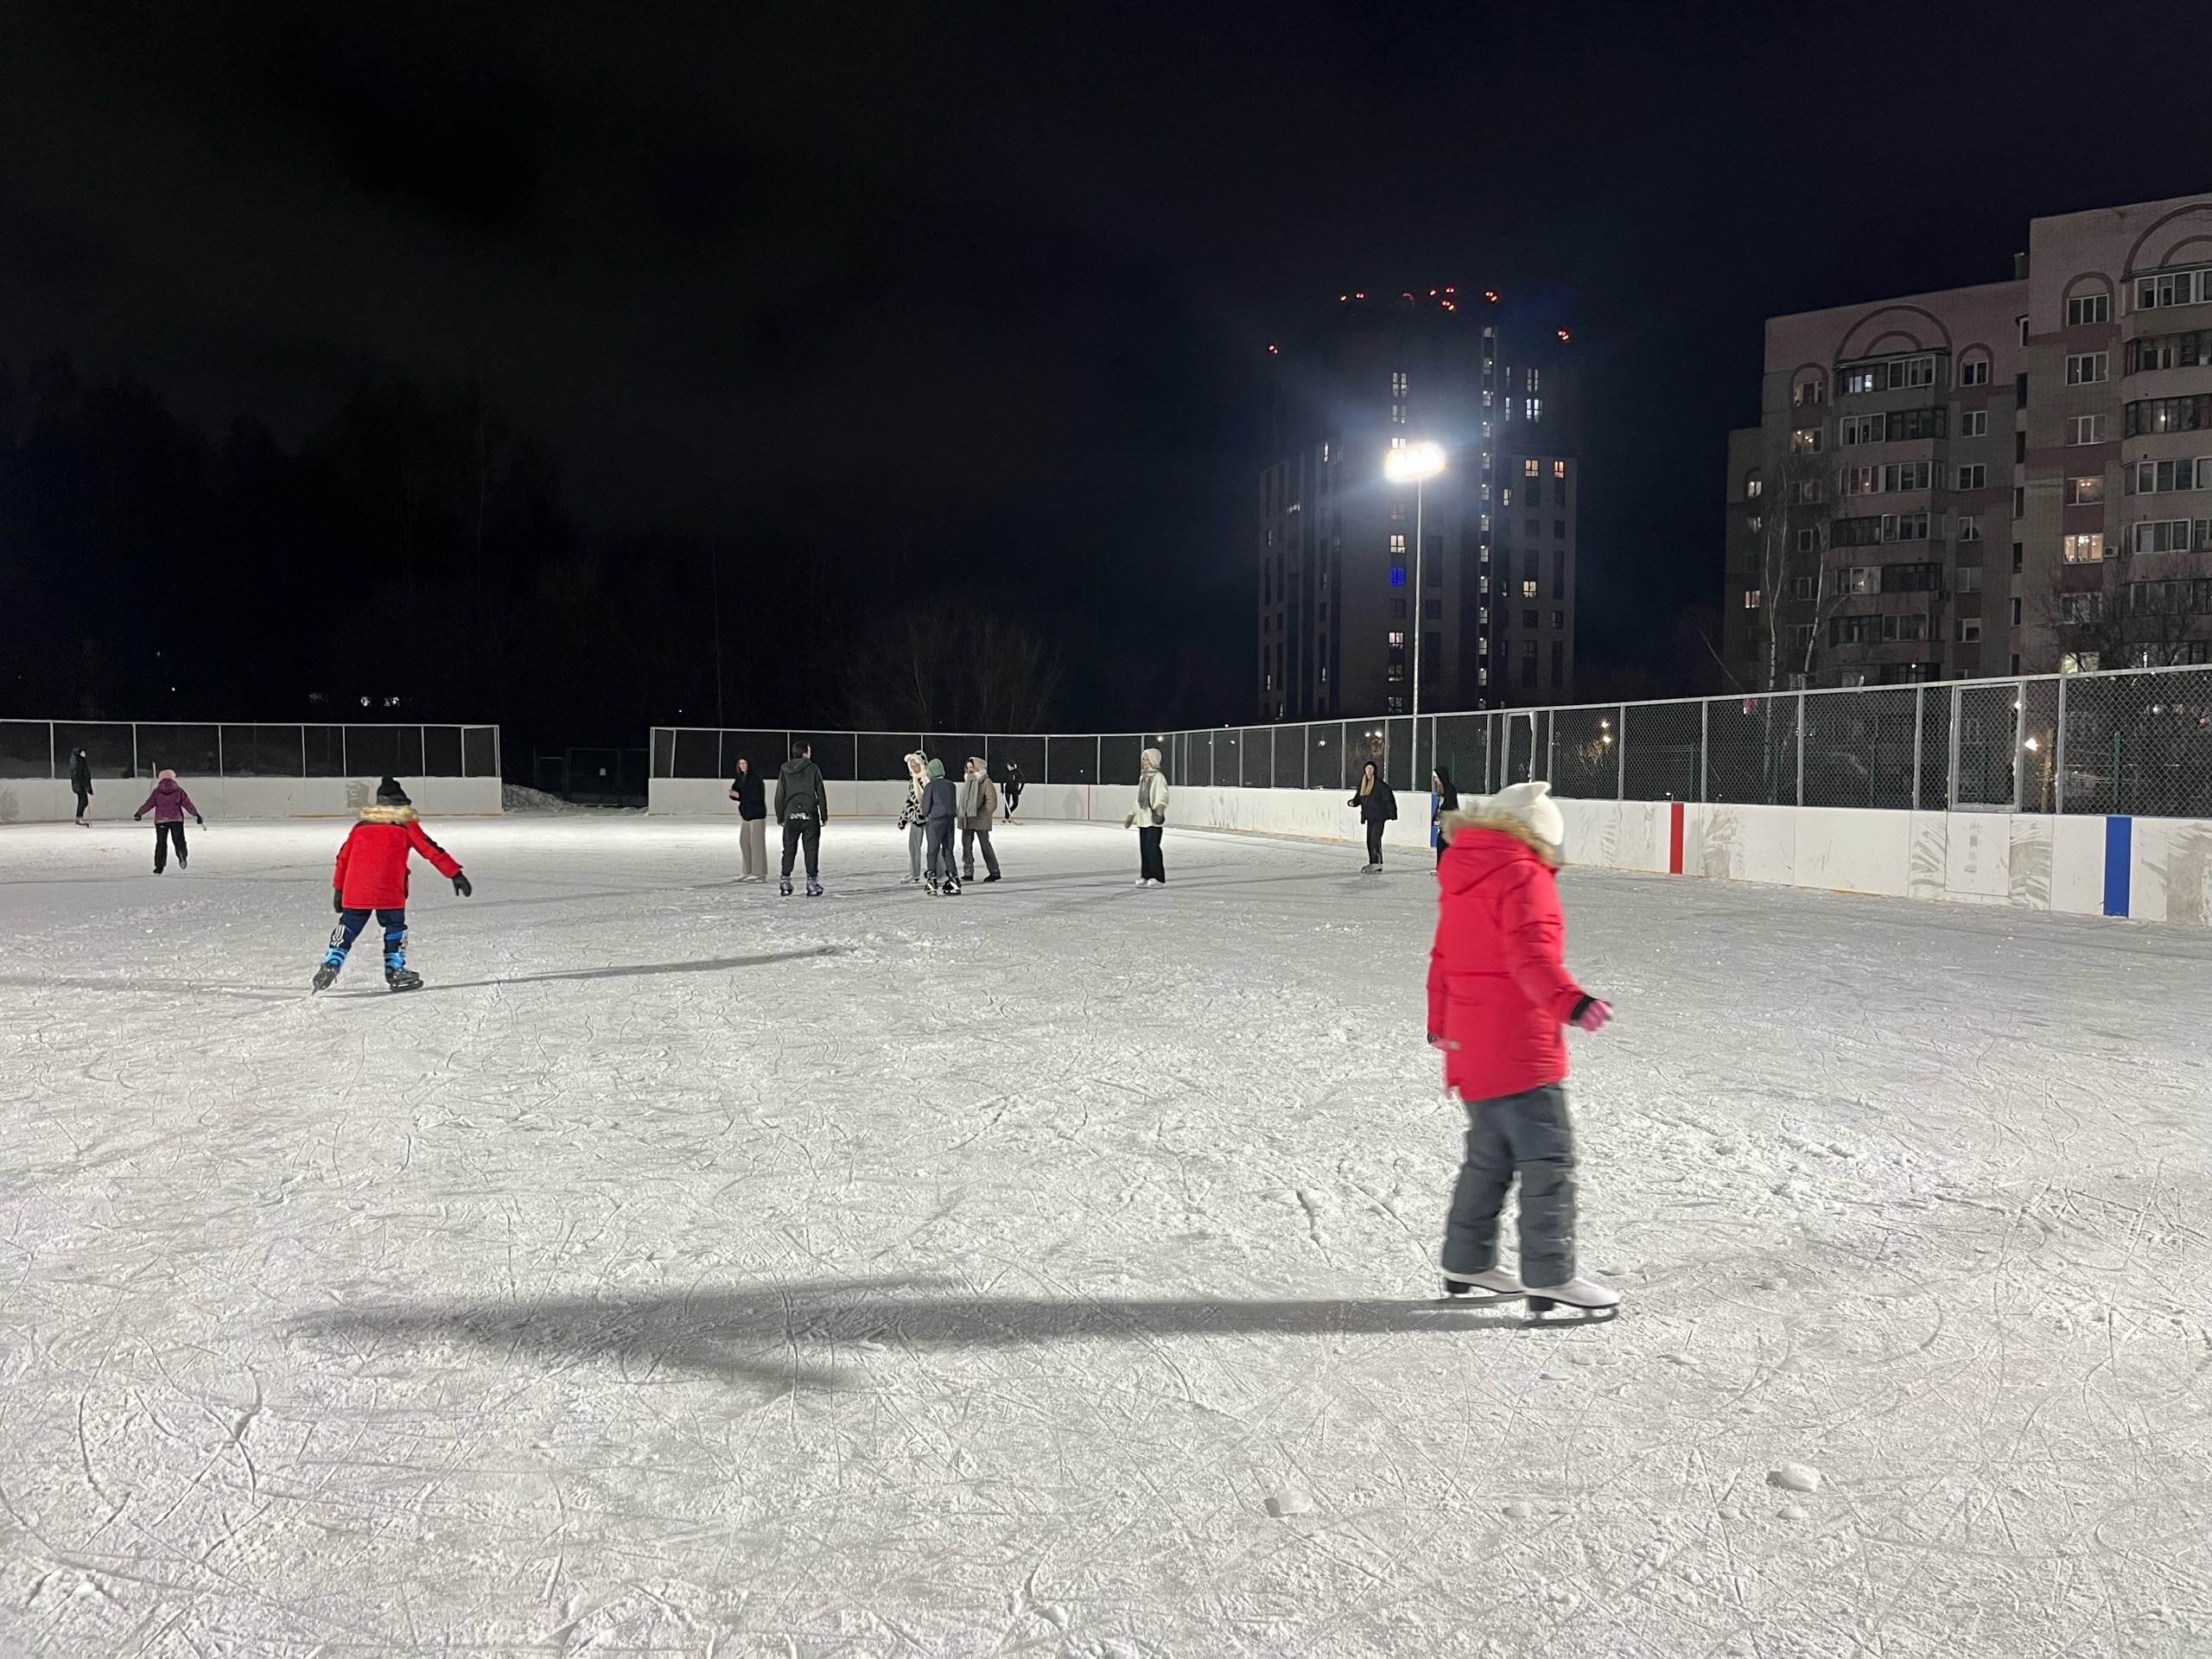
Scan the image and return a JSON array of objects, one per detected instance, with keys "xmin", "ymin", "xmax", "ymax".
[
  {"xmin": 357, "ymin": 804, "xmax": 420, "ymax": 824},
  {"xmin": 1438, "ymin": 780, "xmax": 1566, "ymax": 866}
]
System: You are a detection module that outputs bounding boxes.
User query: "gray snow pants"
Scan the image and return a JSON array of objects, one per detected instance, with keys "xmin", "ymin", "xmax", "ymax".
[{"xmin": 1442, "ymin": 1082, "xmax": 1578, "ymax": 1287}]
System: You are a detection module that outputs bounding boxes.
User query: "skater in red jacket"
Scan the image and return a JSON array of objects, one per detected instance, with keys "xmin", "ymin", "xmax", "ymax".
[
  {"xmin": 312, "ymin": 777, "xmax": 472, "ymax": 992},
  {"xmin": 1426, "ymin": 780, "xmax": 1618, "ymax": 1315}
]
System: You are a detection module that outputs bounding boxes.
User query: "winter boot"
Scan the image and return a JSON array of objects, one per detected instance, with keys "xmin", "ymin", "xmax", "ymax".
[
  {"xmin": 1523, "ymin": 1277, "xmax": 1622, "ymax": 1317},
  {"xmin": 1442, "ymin": 1267, "xmax": 1526, "ymax": 1301},
  {"xmin": 310, "ymin": 962, "xmax": 340, "ymax": 993},
  {"xmin": 806, "ymin": 878, "xmax": 823, "ymax": 898},
  {"xmin": 983, "ymin": 872, "xmax": 1001, "ymax": 883},
  {"xmin": 385, "ymin": 967, "xmax": 425, "ymax": 993}
]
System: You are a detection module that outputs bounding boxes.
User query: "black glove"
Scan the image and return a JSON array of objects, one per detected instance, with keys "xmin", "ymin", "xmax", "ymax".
[
  {"xmin": 452, "ymin": 872, "xmax": 473, "ymax": 897},
  {"xmin": 195, "ymin": 816, "xmax": 205, "ymax": 827},
  {"xmin": 333, "ymin": 889, "xmax": 345, "ymax": 914}
]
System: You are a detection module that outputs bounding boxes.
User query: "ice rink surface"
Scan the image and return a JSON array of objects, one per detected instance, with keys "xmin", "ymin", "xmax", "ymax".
[{"xmin": 1, "ymin": 812, "xmax": 2206, "ymax": 1657}]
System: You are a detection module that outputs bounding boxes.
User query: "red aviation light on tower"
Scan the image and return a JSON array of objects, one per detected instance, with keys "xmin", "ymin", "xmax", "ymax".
[
  {"xmin": 1484, "ymin": 289, "xmax": 1499, "ymax": 303},
  {"xmin": 1557, "ymin": 328, "xmax": 1572, "ymax": 341},
  {"xmin": 1267, "ymin": 342, "xmax": 1280, "ymax": 354}
]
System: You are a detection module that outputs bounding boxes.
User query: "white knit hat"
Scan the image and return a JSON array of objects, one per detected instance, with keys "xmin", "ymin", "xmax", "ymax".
[{"xmin": 1466, "ymin": 779, "xmax": 1566, "ymax": 859}]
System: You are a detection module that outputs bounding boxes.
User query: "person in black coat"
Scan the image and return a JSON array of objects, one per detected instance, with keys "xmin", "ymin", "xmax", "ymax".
[
  {"xmin": 1431, "ymin": 766, "xmax": 1460, "ymax": 865},
  {"xmin": 69, "ymin": 747, "xmax": 93, "ymax": 825},
  {"xmin": 1348, "ymin": 760, "xmax": 1397, "ymax": 871},
  {"xmin": 1001, "ymin": 760, "xmax": 1025, "ymax": 821},
  {"xmin": 727, "ymin": 757, "xmax": 769, "ymax": 881}
]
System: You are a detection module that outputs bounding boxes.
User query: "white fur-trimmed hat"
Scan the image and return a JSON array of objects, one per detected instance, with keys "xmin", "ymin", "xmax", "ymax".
[{"xmin": 1440, "ymin": 779, "xmax": 1567, "ymax": 863}]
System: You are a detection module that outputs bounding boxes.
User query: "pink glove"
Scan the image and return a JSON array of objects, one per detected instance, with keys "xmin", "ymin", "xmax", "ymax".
[{"xmin": 1572, "ymin": 998, "xmax": 1612, "ymax": 1033}]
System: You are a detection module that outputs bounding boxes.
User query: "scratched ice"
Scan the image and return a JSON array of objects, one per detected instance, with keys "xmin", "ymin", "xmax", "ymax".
[{"xmin": 1, "ymin": 815, "xmax": 2206, "ymax": 1656}]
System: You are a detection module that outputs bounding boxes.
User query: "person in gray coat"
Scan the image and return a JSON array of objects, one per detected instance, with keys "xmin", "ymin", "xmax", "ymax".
[{"xmin": 959, "ymin": 755, "xmax": 1001, "ymax": 883}]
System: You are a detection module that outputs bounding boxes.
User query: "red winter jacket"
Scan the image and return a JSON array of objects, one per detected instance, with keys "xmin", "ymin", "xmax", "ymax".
[
  {"xmin": 1427, "ymin": 819, "xmax": 1588, "ymax": 1101},
  {"xmin": 332, "ymin": 806, "xmax": 462, "ymax": 910}
]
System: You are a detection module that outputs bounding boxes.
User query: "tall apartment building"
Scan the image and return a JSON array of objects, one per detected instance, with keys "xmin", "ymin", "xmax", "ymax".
[
  {"xmin": 1256, "ymin": 291, "xmax": 1579, "ymax": 721},
  {"xmin": 1724, "ymin": 190, "xmax": 2212, "ymax": 688}
]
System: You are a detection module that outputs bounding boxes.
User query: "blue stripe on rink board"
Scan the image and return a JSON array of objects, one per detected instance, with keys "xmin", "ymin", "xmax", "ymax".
[{"xmin": 2103, "ymin": 817, "xmax": 2133, "ymax": 918}]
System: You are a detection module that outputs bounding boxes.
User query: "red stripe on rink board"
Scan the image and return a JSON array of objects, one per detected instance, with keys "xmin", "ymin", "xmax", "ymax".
[{"xmin": 1669, "ymin": 800, "xmax": 1684, "ymax": 874}]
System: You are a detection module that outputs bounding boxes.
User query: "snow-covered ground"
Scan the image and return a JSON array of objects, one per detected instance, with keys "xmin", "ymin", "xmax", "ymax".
[{"xmin": 1, "ymin": 814, "xmax": 2205, "ymax": 1657}]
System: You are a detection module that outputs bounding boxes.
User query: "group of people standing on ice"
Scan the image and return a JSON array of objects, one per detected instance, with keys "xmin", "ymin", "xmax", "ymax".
[{"xmin": 894, "ymin": 751, "xmax": 1004, "ymax": 895}]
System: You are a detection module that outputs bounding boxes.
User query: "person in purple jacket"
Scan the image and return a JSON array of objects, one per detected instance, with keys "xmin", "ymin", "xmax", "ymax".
[{"xmin": 133, "ymin": 769, "xmax": 205, "ymax": 874}]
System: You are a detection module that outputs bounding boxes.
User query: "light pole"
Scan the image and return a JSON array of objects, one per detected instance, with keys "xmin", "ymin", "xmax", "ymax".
[{"xmin": 1384, "ymin": 442, "xmax": 1446, "ymax": 721}]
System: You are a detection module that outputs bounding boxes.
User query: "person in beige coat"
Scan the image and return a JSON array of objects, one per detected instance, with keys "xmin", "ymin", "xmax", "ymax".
[{"xmin": 959, "ymin": 756, "xmax": 1001, "ymax": 883}]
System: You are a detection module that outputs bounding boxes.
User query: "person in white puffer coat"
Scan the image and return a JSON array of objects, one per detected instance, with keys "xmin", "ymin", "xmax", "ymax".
[{"xmin": 1123, "ymin": 747, "xmax": 1169, "ymax": 886}]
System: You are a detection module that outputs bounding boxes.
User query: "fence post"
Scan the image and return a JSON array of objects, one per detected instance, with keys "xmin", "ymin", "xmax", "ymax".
[
  {"xmin": 2053, "ymin": 674, "xmax": 2069, "ymax": 815},
  {"xmin": 47, "ymin": 721, "xmax": 55, "ymax": 784},
  {"xmin": 1698, "ymin": 697, "xmax": 1709, "ymax": 803},
  {"xmin": 132, "ymin": 723, "xmax": 141, "ymax": 781},
  {"xmin": 1794, "ymin": 692, "xmax": 1806, "ymax": 807},
  {"xmin": 2011, "ymin": 678, "xmax": 2028, "ymax": 812},
  {"xmin": 1615, "ymin": 703, "xmax": 1627, "ymax": 800},
  {"xmin": 1945, "ymin": 683, "xmax": 1962, "ymax": 809},
  {"xmin": 1910, "ymin": 685, "xmax": 1923, "ymax": 811}
]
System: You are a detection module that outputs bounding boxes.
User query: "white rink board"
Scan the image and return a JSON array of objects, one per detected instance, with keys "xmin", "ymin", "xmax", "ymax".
[
  {"xmin": 1, "ymin": 815, "xmax": 2206, "ymax": 1655},
  {"xmin": 0, "ymin": 773, "xmax": 501, "ymax": 823}
]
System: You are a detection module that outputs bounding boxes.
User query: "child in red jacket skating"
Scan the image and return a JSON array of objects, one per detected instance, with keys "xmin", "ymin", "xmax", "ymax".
[
  {"xmin": 1427, "ymin": 780, "xmax": 1618, "ymax": 1315},
  {"xmin": 312, "ymin": 777, "xmax": 473, "ymax": 992}
]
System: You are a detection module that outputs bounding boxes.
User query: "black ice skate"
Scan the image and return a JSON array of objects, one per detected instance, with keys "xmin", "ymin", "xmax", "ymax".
[
  {"xmin": 806, "ymin": 878, "xmax": 823, "ymax": 897},
  {"xmin": 385, "ymin": 967, "xmax": 425, "ymax": 993},
  {"xmin": 780, "ymin": 877, "xmax": 793, "ymax": 896},
  {"xmin": 310, "ymin": 962, "xmax": 340, "ymax": 993}
]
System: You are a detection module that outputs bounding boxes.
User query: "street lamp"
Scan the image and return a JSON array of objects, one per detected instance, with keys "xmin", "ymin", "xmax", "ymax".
[{"xmin": 1383, "ymin": 441, "xmax": 1446, "ymax": 721}]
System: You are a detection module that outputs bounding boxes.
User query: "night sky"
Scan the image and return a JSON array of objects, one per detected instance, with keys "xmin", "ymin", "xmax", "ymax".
[{"xmin": 4, "ymin": 2, "xmax": 2210, "ymax": 730}]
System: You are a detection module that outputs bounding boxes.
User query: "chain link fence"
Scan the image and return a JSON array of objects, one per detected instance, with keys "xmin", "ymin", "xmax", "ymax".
[
  {"xmin": 649, "ymin": 664, "xmax": 2212, "ymax": 818},
  {"xmin": 0, "ymin": 721, "xmax": 499, "ymax": 780}
]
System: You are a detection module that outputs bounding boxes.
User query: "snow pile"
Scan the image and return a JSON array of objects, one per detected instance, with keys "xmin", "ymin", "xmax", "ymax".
[{"xmin": 501, "ymin": 783, "xmax": 593, "ymax": 813}]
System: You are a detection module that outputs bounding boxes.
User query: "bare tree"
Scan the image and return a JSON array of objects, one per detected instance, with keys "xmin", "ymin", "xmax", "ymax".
[
  {"xmin": 1751, "ymin": 434, "xmax": 1850, "ymax": 690},
  {"xmin": 2037, "ymin": 543, "xmax": 2211, "ymax": 671},
  {"xmin": 847, "ymin": 605, "xmax": 1065, "ymax": 732}
]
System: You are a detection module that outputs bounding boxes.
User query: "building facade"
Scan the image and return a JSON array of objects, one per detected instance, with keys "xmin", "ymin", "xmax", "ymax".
[
  {"xmin": 1724, "ymin": 190, "xmax": 2212, "ymax": 689},
  {"xmin": 1256, "ymin": 292, "xmax": 1578, "ymax": 721}
]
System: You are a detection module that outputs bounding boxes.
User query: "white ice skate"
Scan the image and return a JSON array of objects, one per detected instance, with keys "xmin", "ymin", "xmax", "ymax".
[
  {"xmin": 1441, "ymin": 1267, "xmax": 1525, "ymax": 1302},
  {"xmin": 1522, "ymin": 1277, "xmax": 1621, "ymax": 1318}
]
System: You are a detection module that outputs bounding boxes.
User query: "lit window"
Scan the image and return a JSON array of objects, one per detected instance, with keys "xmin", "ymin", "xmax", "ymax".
[
  {"xmin": 1552, "ymin": 460, "xmax": 1565, "ymax": 478},
  {"xmin": 1745, "ymin": 474, "xmax": 1764, "ymax": 499},
  {"xmin": 2063, "ymin": 532, "xmax": 2105, "ymax": 563},
  {"xmin": 1391, "ymin": 371, "xmax": 1408, "ymax": 396},
  {"xmin": 1523, "ymin": 458, "xmax": 1540, "ymax": 477},
  {"xmin": 1790, "ymin": 428, "xmax": 1823, "ymax": 454},
  {"xmin": 1522, "ymin": 579, "xmax": 1538, "ymax": 598},
  {"xmin": 2067, "ymin": 475, "xmax": 2104, "ymax": 505},
  {"xmin": 1389, "ymin": 532, "xmax": 1407, "ymax": 557},
  {"xmin": 1527, "ymin": 397, "xmax": 1541, "ymax": 421}
]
